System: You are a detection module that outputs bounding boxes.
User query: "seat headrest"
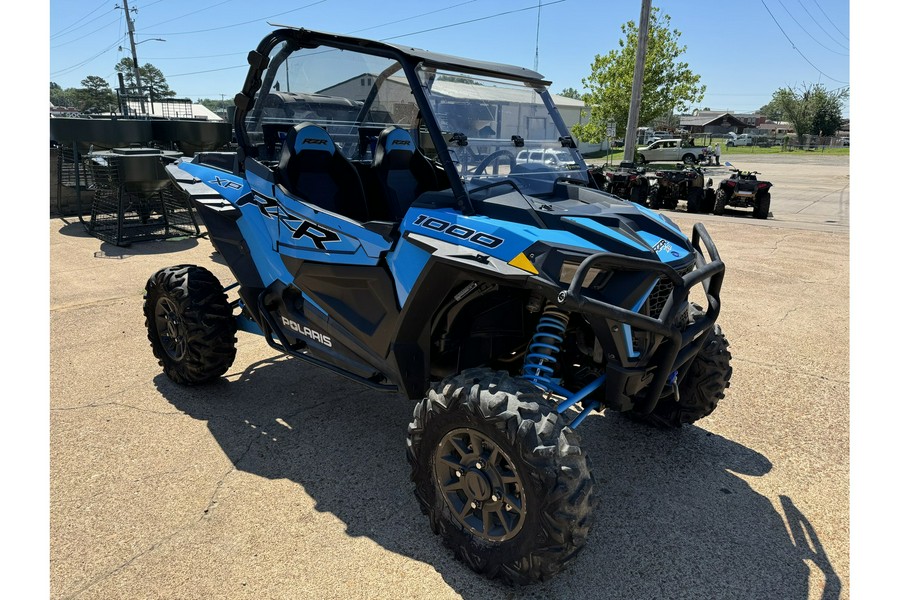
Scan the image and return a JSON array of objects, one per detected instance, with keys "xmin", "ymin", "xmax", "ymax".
[
  {"xmin": 374, "ymin": 127, "xmax": 415, "ymax": 165},
  {"xmin": 286, "ymin": 122, "xmax": 335, "ymax": 156}
]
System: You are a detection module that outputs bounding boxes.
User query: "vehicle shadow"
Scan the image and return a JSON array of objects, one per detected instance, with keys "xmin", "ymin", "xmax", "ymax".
[{"xmin": 154, "ymin": 357, "xmax": 840, "ymax": 600}]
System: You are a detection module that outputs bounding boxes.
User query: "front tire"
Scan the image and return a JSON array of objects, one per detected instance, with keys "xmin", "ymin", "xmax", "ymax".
[
  {"xmin": 407, "ymin": 369, "xmax": 596, "ymax": 585},
  {"xmin": 681, "ymin": 153, "xmax": 695, "ymax": 165},
  {"xmin": 713, "ymin": 189, "xmax": 728, "ymax": 215},
  {"xmin": 629, "ymin": 313, "xmax": 732, "ymax": 428},
  {"xmin": 143, "ymin": 264, "xmax": 237, "ymax": 385}
]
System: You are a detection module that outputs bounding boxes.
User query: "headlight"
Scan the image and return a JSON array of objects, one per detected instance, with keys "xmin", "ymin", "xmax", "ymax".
[{"xmin": 559, "ymin": 260, "xmax": 608, "ymax": 288}]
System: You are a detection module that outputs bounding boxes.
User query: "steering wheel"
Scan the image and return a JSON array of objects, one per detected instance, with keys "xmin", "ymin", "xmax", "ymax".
[{"xmin": 472, "ymin": 149, "xmax": 516, "ymax": 176}]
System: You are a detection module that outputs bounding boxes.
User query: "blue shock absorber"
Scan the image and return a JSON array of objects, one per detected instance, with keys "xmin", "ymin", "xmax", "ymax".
[{"xmin": 520, "ymin": 306, "xmax": 570, "ymax": 391}]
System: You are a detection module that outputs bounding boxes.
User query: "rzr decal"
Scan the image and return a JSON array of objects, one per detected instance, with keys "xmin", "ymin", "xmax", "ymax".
[
  {"xmin": 237, "ymin": 192, "xmax": 278, "ymax": 218},
  {"xmin": 652, "ymin": 239, "xmax": 672, "ymax": 254},
  {"xmin": 412, "ymin": 214, "xmax": 503, "ymax": 249},
  {"xmin": 286, "ymin": 220, "xmax": 341, "ymax": 249}
]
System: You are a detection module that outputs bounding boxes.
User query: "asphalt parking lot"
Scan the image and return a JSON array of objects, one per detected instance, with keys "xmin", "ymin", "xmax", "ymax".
[{"xmin": 48, "ymin": 152, "xmax": 850, "ymax": 599}]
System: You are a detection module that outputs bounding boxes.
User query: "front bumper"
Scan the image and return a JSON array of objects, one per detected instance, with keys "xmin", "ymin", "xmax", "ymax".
[{"xmin": 554, "ymin": 223, "xmax": 725, "ymax": 414}]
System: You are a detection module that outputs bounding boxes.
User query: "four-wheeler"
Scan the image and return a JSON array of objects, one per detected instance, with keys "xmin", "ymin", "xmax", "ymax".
[
  {"xmin": 713, "ymin": 161, "xmax": 773, "ymax": 219},
  {"xmin": 143, "ymin": 26, "xmax": 732, "ymax": 585},
  {"xmin": 590, "ymin": 164, "xmax": 651, "ymax": 205},
  {"xmin": 649, "ymin": 164, "xmax": 715, "ymax": 213}
]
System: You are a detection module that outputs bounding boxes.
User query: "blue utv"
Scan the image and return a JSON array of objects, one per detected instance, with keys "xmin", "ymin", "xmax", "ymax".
[{"xmin": 144, "ymin": 26, "xmax": 732, "ymax": 585}]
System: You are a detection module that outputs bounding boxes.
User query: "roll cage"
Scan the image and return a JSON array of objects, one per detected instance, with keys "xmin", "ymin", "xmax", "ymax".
[{"xmin": 231, "ymin": 26, "xmax": 585, "ymax": 214}]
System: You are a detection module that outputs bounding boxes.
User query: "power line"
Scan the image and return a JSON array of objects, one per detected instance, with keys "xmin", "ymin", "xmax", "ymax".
[
  {"xmin": 810, "ymin": 0, "xmax": 849, "ymax": 41},
  {"xmin": 51, "ymin": 36, "xmax": 127, "ymax": 78},
  {"xmin": 139, "ymin": 0, "xmax": 237, "ymax": 30},
  {"xmin": 775, "ymin": 0, "xmax": 847, "ymax": 56},
  {"xmin": 349, "ymin": 0, "xmax": 481, "ymax": 34},
  {"xmin": 50, "ymin": 0, "xmax": 111, "ymax": 39},
  {"xmin": 143, "ymin": 0, "xmax": 329, "ymax": 35},
  {"xmin": 380, "ymin": 0, "xmax": 566, "ymax": 43},
  {"xmin": 143, "ymin": 1, "xmax": 482, "ymax": 62},
  {"xmin": 758, "ymin": 0, "xmax": 848, "ymax": 84},
  {"xmin": 51, "ymin": 14, "xmax": 122, "ymax": 48},
  {"xmin": 795, "ymin": 0, "xmax": 849, "ymax": 51},
  {"xmin": 164, "ymin": 0, "xmax": 566, "ymax": 79}
]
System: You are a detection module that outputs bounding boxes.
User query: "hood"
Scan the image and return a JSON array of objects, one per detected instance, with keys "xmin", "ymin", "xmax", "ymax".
[{"xmin": 473, "ymin": 183, "xmax": 695, "ymax": 268}]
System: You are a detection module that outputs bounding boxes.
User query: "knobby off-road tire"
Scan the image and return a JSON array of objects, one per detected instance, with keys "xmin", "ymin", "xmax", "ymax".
[
  {"xmin": 753, "ymin": 192, "xmax": 771, "ymax": 219},
  {"xmin": 631, "ymin": 317, "xmax": 732, "ymax": 428},
  {"xmin": 686, "ymin": 186, "xmax": 703, "ymax": 213},
  {"xmin": 648, "ymin": 185, "xmax": 661, "ymax": 209},
  {"xmin": 407, "ymin": 368, "xmax": 596, "ymax": 585},
  {"xmin": 143, "ymin": 264, "xmax": 237, "ymax": 385},
  {"xmin": 713, "ymin": 189, "xmax": 728, "ymax": 215}
]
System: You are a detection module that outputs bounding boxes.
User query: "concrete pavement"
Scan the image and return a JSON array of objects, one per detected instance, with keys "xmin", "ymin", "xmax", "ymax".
[{"xmin": 49, "ymin": 153, "xmax": 850, "ymax": 599}]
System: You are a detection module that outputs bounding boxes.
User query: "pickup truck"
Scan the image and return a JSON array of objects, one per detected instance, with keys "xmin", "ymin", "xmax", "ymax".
[
  {"xmin": 726, "ymin": 134, "xmax": 753, "ymax": 147},
  {"xmin": 636, "ymin": 139, "xmax": 706, "ymax": 165}
]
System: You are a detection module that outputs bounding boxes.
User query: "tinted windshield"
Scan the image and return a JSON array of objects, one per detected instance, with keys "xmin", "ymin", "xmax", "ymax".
[
  {"xmin": 415, "ymin": 66, "xmax": 589, "ymax": 196},
  {"xmin": 244, "ymin": 43, "xmax": 416, "ymax": 162}
]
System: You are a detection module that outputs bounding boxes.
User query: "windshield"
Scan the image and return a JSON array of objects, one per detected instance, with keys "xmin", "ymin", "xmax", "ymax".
[
  {"xmin": 244, "ymin": 43, "xmax": 417, "ymax": 162},
  {"xmin": 416, "ymin": 66, "xmax": 589, "ymax": 196}
]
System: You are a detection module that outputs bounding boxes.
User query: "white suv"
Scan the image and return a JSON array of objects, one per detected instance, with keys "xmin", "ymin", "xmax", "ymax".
[{"xmin": 515, "ymin": 148, "xmax": 576, "ymax": 167}]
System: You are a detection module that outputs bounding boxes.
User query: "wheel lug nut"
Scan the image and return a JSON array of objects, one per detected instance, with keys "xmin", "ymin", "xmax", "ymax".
[
  {"xmin": 471, "ymin": 500, "xmax": 480, "ymax": 510},
  {"xmin": 491, "ymin": 493, "xmax": 499, "ymax": 502},
  {"xmin": 455, "ymin": 470, "xmax": 462, "ymax": 478},
  {"xmin": 474, "ymin": 461, "xmax": 483, "ymax": 470},
  {"xmin": 505, "ymin": 503, "xmax": 513, "ymax": 511}
]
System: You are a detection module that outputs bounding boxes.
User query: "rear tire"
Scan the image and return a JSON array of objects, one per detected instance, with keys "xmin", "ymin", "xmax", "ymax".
[
  {"xmin": 713, "ymin": 189, "xmax": 728, "ymax": 215},
  {"xmin": 686, "ymin": 187, "xmax": 703, "ymax": 213},
  {"xmin": 753, "ymin": 192, "xmax": 771, "ymax": 219},
  {"xmin": 143, "ymin": 265, "xmax": 237, "ymax": 385},
  {"xmin": 682, "ymin": 153, "xmax": 695, "ymax": 165},
  {"xmin": 648, "ymin": 185, "xmax": 661, "ymax": 209},
  {"xmin": 636, "ymin": 153, "xmax": 646, "ymax": 164},
  {"xmin": 407, "ymin": 368, "xmax": 596, "ymax": 585}
]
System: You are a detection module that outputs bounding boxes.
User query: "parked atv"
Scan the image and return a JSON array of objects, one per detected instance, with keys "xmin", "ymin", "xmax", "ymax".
[
  {"xmin": 600, "ymin": 164, "xmax": 651, "ymax": 205},
  {"xmin": 713, "ymin": 161, "xmax": 773, "ymax": 219},
  {"xmin": 144, "ymin": 26, "xmax": 731, "ymax": 585},
  {"xmin": 649, "ymin": 164, "xmax": 714, "ymax": 213}
]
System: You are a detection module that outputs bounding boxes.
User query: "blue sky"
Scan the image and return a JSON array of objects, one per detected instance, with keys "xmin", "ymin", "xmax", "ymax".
[{"xmin": 49, "ymin": 0, "xmax": 852, "ymax": 116}]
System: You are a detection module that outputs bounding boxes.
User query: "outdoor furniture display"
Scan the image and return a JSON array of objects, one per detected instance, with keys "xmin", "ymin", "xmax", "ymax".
[{"xmin": 83, "ymin": 147, "xmax": 200, "ymax": 246}]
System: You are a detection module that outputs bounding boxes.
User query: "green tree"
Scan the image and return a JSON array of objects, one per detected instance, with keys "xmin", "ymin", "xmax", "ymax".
[
  {"xmin": 770, "ymin": 83, "xmax": 848, "ymax": 138},
  {"xmin": 70, "ymin": 75, "xmax": 115, "ymax": 113},
  {"xmin": 559, "ymin": 87, "xmax": 581, "ymax": 99},
  {"xmin": 572, "ymin": 7, "xmax": 705, "ymax": 143},
  {"xmin": 115, "ymin": 58, "xmax": 177, "ymax": 100},
  {"xmin": 757, "ymin": 99, "xmax": 784, "ymax": 121},
  {"xmin": 50, "ymin": 82, "xmax": 74, "ymax": 107}
]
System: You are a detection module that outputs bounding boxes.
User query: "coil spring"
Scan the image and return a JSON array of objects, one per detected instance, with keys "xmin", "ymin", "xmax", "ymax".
[{"xmin": 520, "ymin": 306, "xmax": 570, "ymax": 391}]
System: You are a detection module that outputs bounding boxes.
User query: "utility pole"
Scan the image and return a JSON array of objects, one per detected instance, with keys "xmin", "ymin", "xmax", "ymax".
[
  {"xmin": 120, "ymin": 0, "xmax": 145, "ymax": 113},
  {"xmin": 622, "ymin": 0, "xmax": 652, "ymax": 165}
]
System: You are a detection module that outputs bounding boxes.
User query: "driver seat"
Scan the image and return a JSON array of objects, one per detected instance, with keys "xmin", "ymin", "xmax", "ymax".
[
  {"xmin": 277, "ymin": 122, "xmax": 369, "ymax": 222},
  {"xmin": 370, "ymin": 127, "xmax": 437, "ymax": 222}
]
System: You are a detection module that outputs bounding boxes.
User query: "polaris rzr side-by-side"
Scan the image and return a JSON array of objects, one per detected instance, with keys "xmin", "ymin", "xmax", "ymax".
[{"xmin": 144, "ymin": 27, "xmax": 732, "ymax": 585}]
